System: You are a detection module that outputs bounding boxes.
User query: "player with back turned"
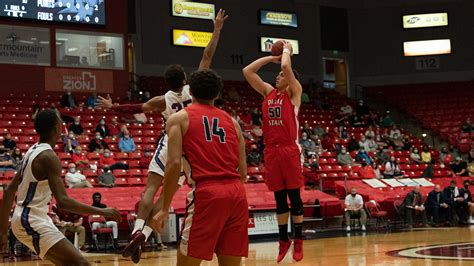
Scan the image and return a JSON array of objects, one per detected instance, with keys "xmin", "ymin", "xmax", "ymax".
[
  {"xmin": 243, "ymin": 41, "xmax": 305, "ymax": 263},
  {"xmin": 96, "ymin": 9, "xmax": 228, "ymax": 264},
  {"xmin": 152, "ymin": 69, "xmax": 248, "ymax": 266},
  {"xmin": 0, "ymin": 109, "xmax": 121, "ymax": 266}
]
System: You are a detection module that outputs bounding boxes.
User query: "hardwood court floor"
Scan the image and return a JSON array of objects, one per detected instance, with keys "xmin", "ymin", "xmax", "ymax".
[{"xmin": 2, "ymin": 227, "xmax": 474, "ymax": 265}]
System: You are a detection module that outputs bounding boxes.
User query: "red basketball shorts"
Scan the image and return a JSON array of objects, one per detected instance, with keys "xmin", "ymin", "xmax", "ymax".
[
  {"xmin": 264, "ymin": 145, "xmax": 304, "ymax": 192},
  {"xmin": 179, "ymin": 179, "xmax": 249, "ymax": 260}
]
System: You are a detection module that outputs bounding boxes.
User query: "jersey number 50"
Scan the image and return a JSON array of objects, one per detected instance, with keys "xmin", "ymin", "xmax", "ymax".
[
  {"xmin": 269, "ymin": 107, "xmax": 281, "ymax": 118},
  {"xmin": 203, "ymin": 116, "xmax": 226, "ymax": 143}
]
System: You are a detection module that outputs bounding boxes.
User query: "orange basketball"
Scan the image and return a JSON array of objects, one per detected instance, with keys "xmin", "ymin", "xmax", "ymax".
[{"xmin": 271, "ymin": 40, "xmax": 284, "ymax": 56}]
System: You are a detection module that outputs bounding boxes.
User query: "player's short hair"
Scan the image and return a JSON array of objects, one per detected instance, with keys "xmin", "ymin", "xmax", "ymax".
[
  {"xmin": 164, "ymin": 64, "xmax": 186, "ymax": 92},
  {"xmin": 189, "ymin": 69, "xmax": 223, "ymax": 101},
  {"xmin": 92, "ymin": 192, "xmax": 102, "ymax": 199},
  {"xmin": 34, "ymin": 109, "xmax": 59, "ymax": 139}
]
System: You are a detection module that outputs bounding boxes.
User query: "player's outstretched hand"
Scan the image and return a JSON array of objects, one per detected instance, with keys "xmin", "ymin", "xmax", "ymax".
[
  {"xmin": 96, "ymin": 94, "xmax": 113, "ymax": 110},
  {"xmin": 101, "ymin": 208, "xmax": 122, "ymax": 222},
  {"xmin": 214, "ymin": 9, "xmax": 229, "ymax": 32},
  {"xmin": 151, "ymin": 210, "xmax": 169, "ymax": 233},
  {"xmin": 282, "ymin": 40, "xmax": 293, "ymax": 56}
]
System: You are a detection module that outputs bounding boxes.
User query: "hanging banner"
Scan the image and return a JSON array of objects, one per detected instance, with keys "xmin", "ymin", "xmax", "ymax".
[
  {"xmin": 0, "ymin": 25, "xmax": 50, "ymax": 66},
  {"xmin": 260, "ymin": 10, "xmax": 298, "ymax": 28},
  {"xmin": 260, "ymin": 37, "xmax": 300, "ymax": 55},
  {"xmin": 172, "ymin": 0, "xmax": 215, "ymax": 20},
  {"xmin": 172, "ymin": 29, "xmax": 212, "ymax": 48},
  {"xmin": 45, "ymin": 68, "xmax": 113, "ymax": 93}
]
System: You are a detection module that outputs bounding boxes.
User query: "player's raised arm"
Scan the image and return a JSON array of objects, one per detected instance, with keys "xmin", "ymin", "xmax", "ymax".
[
  {"xmin": 198, "ymin": 9, "xmax": 228, "ymax": 70},
  {"xmin": 97, "ymin": 94, "xmax": 166, "ymax": 114},
  {"xmin": 232, "ymin": 118, "xmax": 247, "ymax": 183},
  {"xmin": 281, "ymin": 41, "xmax": 302, "ymax": 107},
  {"xmin": 40, "ymin": 151, "xmax": 121, "ymax": 222},
  {"xmin": 0, "ymin": 171, "xmax": 20, "ymax": 236},
  {"xmin": 243, "ymin": 56, "xmax": 281, "ymax": 97}
]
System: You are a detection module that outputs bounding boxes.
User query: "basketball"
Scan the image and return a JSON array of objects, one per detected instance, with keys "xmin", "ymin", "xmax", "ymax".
[{"xmin": 271, "ymin": 40, "xmax": 284, "ymax": 56}]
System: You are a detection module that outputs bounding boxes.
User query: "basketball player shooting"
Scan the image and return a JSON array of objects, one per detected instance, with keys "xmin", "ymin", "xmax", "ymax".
[
  {"xmin": 95, "ymin": 9, "xmax": 228, "ymax": 264},
  {"xmin": 152, "ymin": 69, "xmax": 248, "ymax": 266},
  {"xmin": 0, "ymin": 110, "xmax": 121, "ymax": 266},
  {"xmin": 243, "ymin": 41, "xmax": 305, "ymax": 263}
]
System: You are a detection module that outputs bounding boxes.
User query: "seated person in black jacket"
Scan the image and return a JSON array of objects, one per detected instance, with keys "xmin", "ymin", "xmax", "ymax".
[
  {"xmin": 443, "ymin": 180, "xmax": 468, "ymax": 224},
  {"xmin": 399, "ymin": 186, "xmax": 429, "ymax": 229},
  {"xmin": 425, "ymin": 185, "xmax": 452, "ymax": 225},
  {"xmin": 460, "ymin": 180, "xmax": 474, "ymax": 224}
]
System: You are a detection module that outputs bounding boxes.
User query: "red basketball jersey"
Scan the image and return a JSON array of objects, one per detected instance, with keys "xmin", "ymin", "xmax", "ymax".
[
  {"xmin": 183, "ymin": 103, "xmax": 241, "ymax": 183},
  {"xmin": 262, "ymin": 89, "xmax": 300, "ymax": 147}
]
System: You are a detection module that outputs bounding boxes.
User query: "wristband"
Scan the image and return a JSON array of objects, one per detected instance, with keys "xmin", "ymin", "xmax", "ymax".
[
  {"xmin": 283, "ymin": 48, "xmax": 291, "ymax": 54},
  {"xmin": 111, "ymin": 103, "xmax": 143, "ymax": 114}
]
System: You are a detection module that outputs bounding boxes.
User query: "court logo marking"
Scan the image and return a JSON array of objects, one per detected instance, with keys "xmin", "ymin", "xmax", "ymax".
[{"xmin": 389, "ymin": 242, "xmax": 474, "ymax": 260}]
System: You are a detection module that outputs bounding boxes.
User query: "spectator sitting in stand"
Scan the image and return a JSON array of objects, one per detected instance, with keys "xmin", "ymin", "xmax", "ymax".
[
  {"xmin": 68, "ymin": 116, "xmax": 84, "ymax": 136},
  {"xmin": 51, "ymin": 205, "xmax": 87, "ymax": 252},
  {"xmin": 443, "ymin": 180, "xmax": 468, "ymax": 224},
  {"xmin": 65, "ymin": 163, "xmax": 93, "ymax": 188},
  {"xmin": 63, "ymin": 131, "xmax": 79, "ymax": 153},
  {"xmin": 239, "ymin": 109, "xmax": 252, "ymax": 127},
  {"xmin": 422, "ymin": 159, "xmax": 436, "ymax": 178},
  {"xmin": 344, "ymin": 187, "xmax": 367, "ymax": 232},
  {"xmin": 357, "ymin": 160, "xmax": 377, "ymax": 179},
  {"xmin": 350, "ymin": 112, "xmax": 364, "ymax": 127},
  {"xmin": 302, "ymin": 121, "xmax": 313, "ymax": 137},
  {"xmin": 365, "ymin": 125, "xmax": 375, "ymax": 139},
  {"xmin": 337, "ymin": 148, "xmax": 354, "ymax": 166},
  {"xmin": 226, "ymin": 86, "xmax": 240, "ymax": 102},
  {"xmin": 340, "ymin": 103, "xmax": 353, "ymax": 116},
  {"xmin": 451, "ymin": 157, "xmax": 469, "ymax": 177},
  {"xmin": 355, "ymin": 100, "xmax": 369, "ymax": 116},
  {"xmin": 389, "ymin": 125, "xmax": 402, "ymax": 143},
  {"xmin": 410, "ymin": 147, "xmax": 422, "ymax": 164},
  {"xmin": 108, "ymin": 118, "xmax": 126, "ymax": 137},
  {"xmin": 88, "ymin": 131, "xmax": 110, "ymax": 153},
  {"xmin": 372, "ymin": 162, "xmax": 383, "ymax": 179},
  {"xmin": 2, "ymin": 132, "xmax": 16, "ymax": 152},
  {"xmin": 375, "ymin": 146, "xmax": 390, "ymax": 165},
  {"xmin": 0, "ymin": 148, "xmax": 15, "ymax": 172},
  {"xmin": 421, "ymin": 145, "xmax": 432, "ymax": 164},
  {"xmin": 230, "ymin": 110, "xmax": 243, "ymax": 129},
  {"xmin": 300, "ymin": 133, "xmax": 317, "ymax": 158},
  {"xmin": 425, "ymin": 185, "xmax": 452, "ymax": 226},
  {"xmin": 364, "ymin": 136, "xmax": 377, "ymax": 152},
  {"xmin": 399, "ymin": 186, "xmax": 429, "ymax": 229},
  {"xmin": 251, "ymin": 108, "xmax": 262, "ymax": 126},
  {"xmin": 118, "ymin": 130, "xmax": 136, "ymax": 152},
  {"xmin": 347, "ymin": 136, "xmax": 360, "ymax": 152},
  {"xmin": 91, "ymin": 193, "xmax": 119, "ymax": 249},
  {"xmin": 461, "ymin": 118, "xmax": 472, "ymax": 133},
  {"xmin": 468, "ymin": 147, "xmax": 474, "ymax": 163},
  {"xmin": 384, "ymin": 156, "xmax": 403, "ymax": 179},
  {"xmin": 138, "ymin": 148, "xmax": 153, "ymax": 169},
  {"xmin": 86, "ymin": 92, "xmax": 98, "ymax": 109},
  {"xmin": 98, "ymin": 166, "xmax": 116, "ymax": 188},
  {"xmin": 355, "ymin": 147, "xmax": 372, "ymax": 165},
  {"xmin": 449, "ymin": 145, "xmax": 460, "ymax": 161},
  {"xmin": 60, "ymin": 90, "xmax": 77, "ymax": 108},
  {"xmin": 382, "ymin": 111, "xmax": 394, "ymax": 128},
  {"xmin": 439, "ymin": 147, "xmax": 452, "ymax": 166},
  {"xmin": 95, "ymin": 118, "xmax": 110, "ymax": 138},
  {"xmin": 11, "ymin": 148, "xmax": 22, "ymax": 170},
  {"xmin": 72, "ymin": 146, "xmax": 94, "ymax": 170},
  {"xmin": 247, "ymin": 144, "xmax": 262, "ymax": 167},
  {"xmin": 313, "ymin": 122, "xmax": 325, "ymax": 139},
  {"xmin": 99, "ymin": 149, "xmax": 129, "ymax": 171}
]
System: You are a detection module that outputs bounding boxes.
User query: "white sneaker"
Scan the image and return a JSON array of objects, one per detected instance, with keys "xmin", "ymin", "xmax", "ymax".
[
  {"xmin": 469, "ymin": 217, "xmax": 474, "ymax": 224},
  {"xmin": 362, "ymin": 225, "xmax": 366, "ymax": 231},
  {"xmin": 346, "ymin": 226, "xmax": 351, "ymax": 232}
]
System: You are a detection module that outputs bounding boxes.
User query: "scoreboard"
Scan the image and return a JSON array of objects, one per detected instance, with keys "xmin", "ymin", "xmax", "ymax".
[{"xmin": 1, "ymin": 0, "xmax": 106, "ymax": 25}]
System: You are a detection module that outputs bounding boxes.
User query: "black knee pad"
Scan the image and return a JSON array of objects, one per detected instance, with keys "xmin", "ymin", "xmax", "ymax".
[
  {"xmin": 274, "ymin": 190, "xmax": 290, "ymax": 214},
  {"xmin": 288, "ymin": 189, "xmax": 304, "ymax": 216}
]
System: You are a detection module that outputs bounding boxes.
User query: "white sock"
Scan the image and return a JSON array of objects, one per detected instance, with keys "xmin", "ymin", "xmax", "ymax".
[
  {"xmin": 142, "ymin": 226, "xmax": 153, "ymax": 241},
  {"xmin": 132, "ymin": 219, "xmax": 145, "ymax": 234}
]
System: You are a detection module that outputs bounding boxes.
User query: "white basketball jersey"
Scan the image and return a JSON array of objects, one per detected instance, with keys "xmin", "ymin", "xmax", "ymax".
[
  {"xmin": 15, "ymin": 143, "xmax": 53, "ymax": 216},
  {"xmin": 161, "ymin": 85, "xmax": 192, "ymax": 121}
]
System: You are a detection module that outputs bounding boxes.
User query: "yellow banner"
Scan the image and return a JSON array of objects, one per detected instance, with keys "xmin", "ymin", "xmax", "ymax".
[
  {"xmin": 172, "ymin": 0, "xmax": 215, "ymax": 20},
  {"xmin": 173, "ymin": 29, "xmax": 212, "ymax": 48}
]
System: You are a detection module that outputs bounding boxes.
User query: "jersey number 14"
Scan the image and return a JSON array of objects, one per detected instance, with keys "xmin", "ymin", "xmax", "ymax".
[{"xmin": 203, "ymin": 116, "xmax": 226, "ymax": 143}]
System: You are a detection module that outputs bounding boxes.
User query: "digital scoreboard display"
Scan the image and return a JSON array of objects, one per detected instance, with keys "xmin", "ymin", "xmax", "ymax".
[{"xmin": 0, "ymin": 0, "xmax": 106, "ymax": 25}]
